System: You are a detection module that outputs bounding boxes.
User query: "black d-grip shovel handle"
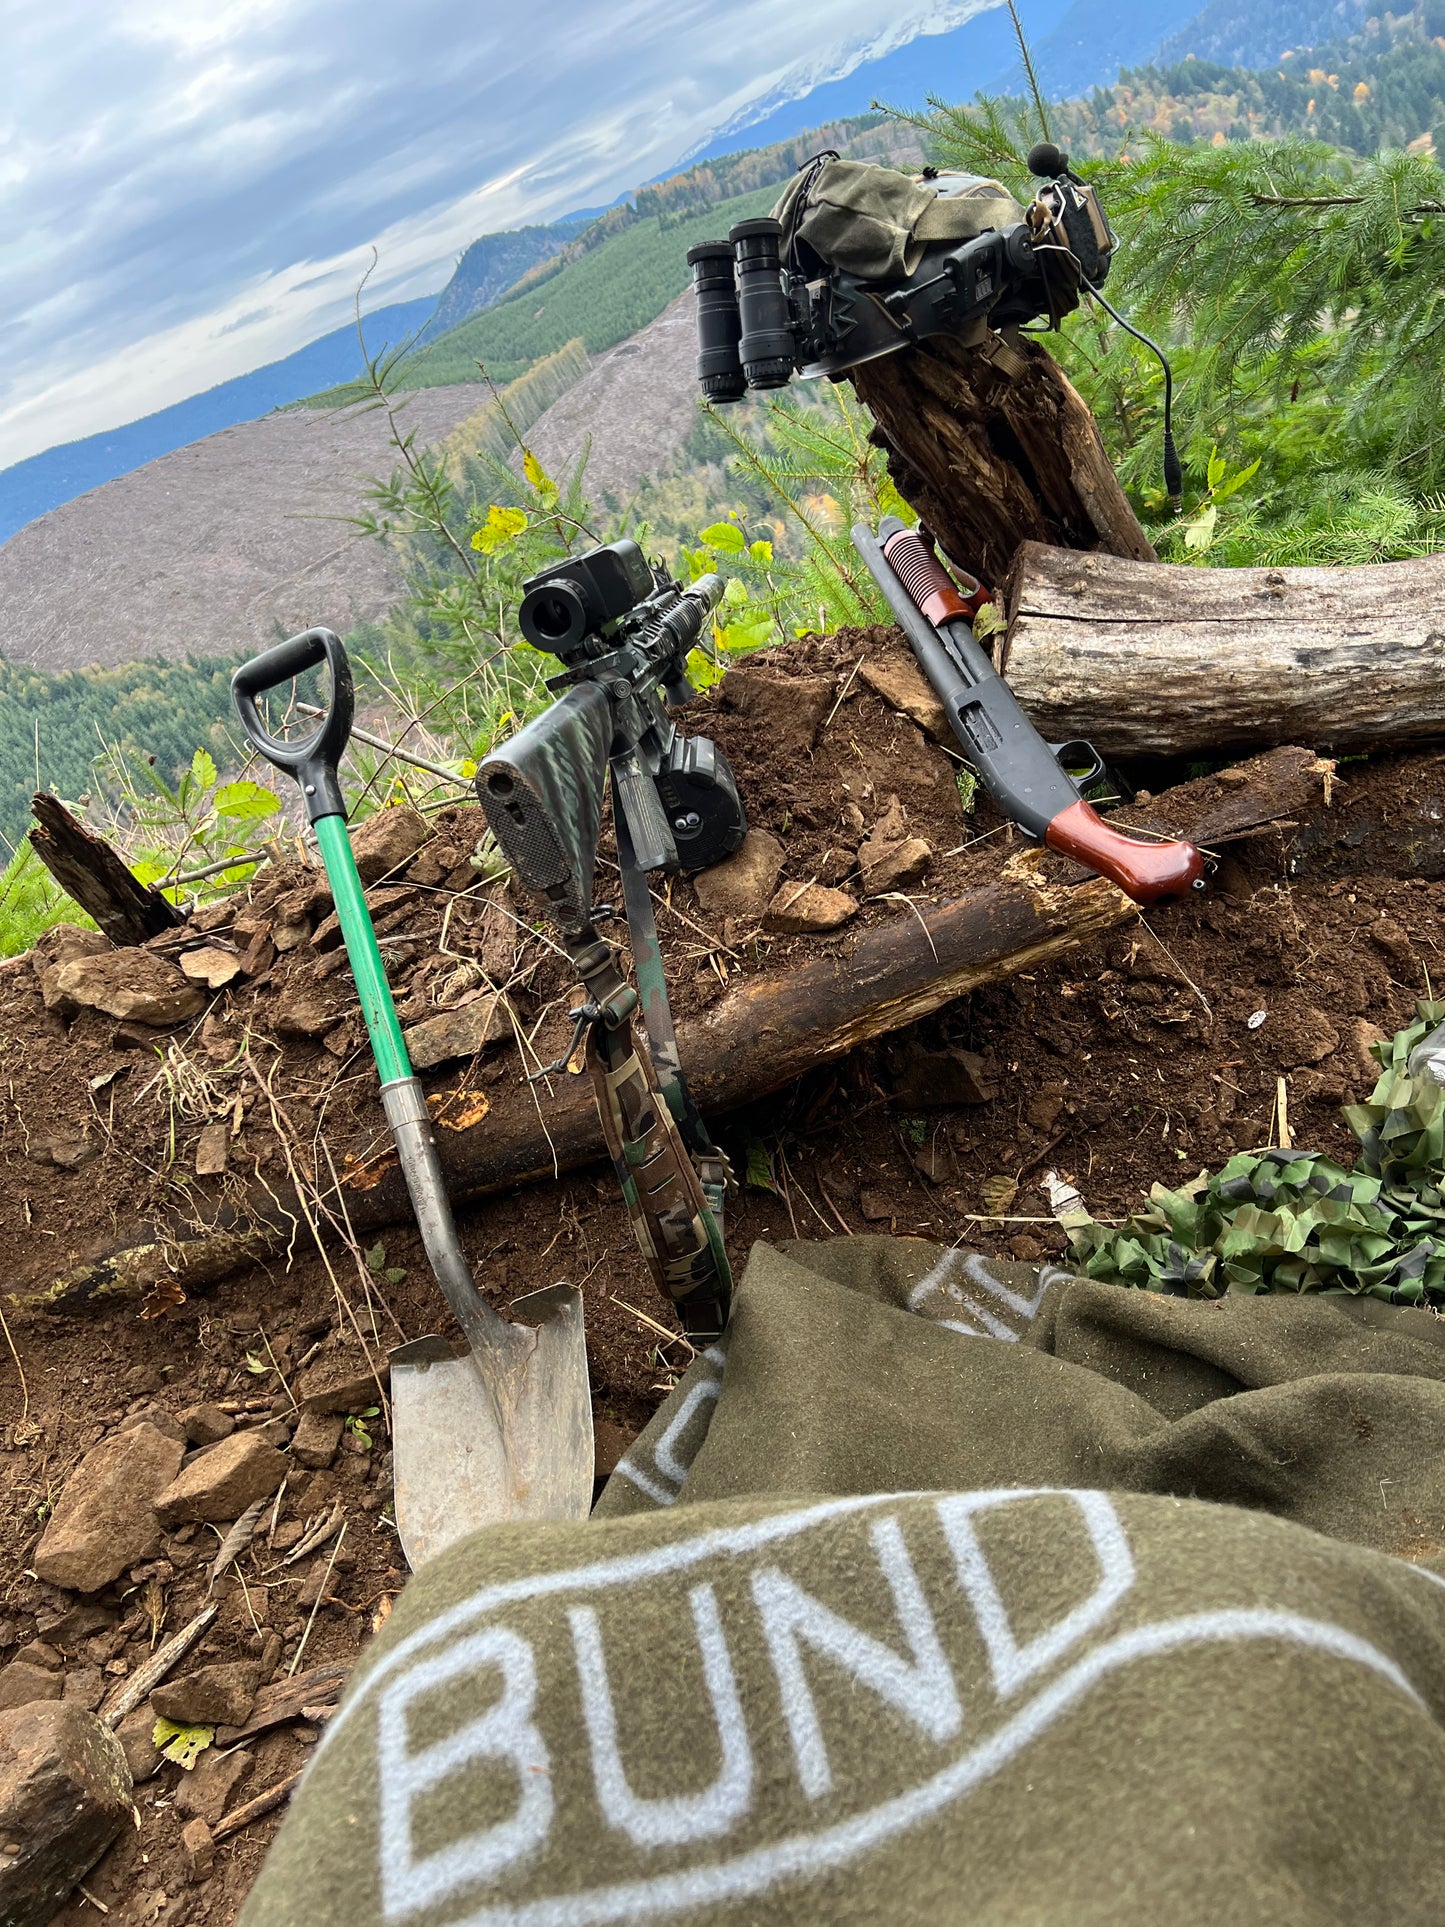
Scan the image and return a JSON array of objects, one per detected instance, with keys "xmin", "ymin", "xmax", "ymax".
[{"xmin": 231, "ymin": 627, "xmax": 354, "ymax": 823}]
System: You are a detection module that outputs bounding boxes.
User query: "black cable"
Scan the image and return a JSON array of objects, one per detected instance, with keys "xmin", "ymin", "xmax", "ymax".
[{"xmin": 1079, "ymin": 273, "xmax": 1182, "ymax": 511}]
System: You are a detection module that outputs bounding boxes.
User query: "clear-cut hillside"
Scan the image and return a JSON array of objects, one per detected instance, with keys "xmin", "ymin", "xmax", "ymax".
[{"xmin": 0, "ymin": 386, "xmax": 490, "ymax": 671}]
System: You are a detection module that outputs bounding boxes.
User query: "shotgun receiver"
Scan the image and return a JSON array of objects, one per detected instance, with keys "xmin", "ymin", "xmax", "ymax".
[{"xmin": 854, "ymin": 517, "xmax": 1204, "ymax": 905}]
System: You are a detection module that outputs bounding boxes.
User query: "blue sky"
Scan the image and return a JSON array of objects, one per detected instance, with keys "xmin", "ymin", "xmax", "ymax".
[{"xmin": 0, "ymin": 0, "xmax": 1003, "ymax": 467}]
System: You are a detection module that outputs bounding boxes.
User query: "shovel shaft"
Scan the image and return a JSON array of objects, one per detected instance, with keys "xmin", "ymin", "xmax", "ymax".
[{"xmin": 313, "ymin": 815, "xmax": 409, "ymax": 1086}]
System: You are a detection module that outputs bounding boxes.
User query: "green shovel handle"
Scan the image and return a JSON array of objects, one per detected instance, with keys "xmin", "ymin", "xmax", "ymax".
[{"xmin": 312, "ymin": 814, "xmax": 410, "ymax": 1088}]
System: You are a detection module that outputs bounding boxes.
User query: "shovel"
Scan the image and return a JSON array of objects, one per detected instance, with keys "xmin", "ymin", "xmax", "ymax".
[{"xmin": 232, "ymin": 628, "xmax": 593, "ymax": 1568}]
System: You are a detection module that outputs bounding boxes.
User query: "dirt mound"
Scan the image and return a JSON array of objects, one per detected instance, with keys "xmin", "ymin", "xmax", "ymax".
[{"xmin": 0, "ymin": 623, "xmax": 1440, "ymax": 1918}]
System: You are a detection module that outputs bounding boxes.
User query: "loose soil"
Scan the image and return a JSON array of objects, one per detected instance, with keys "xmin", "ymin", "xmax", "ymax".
[{"xmin": 1, "ymin": 622, "xmax": 1443, "ymax": 1923}]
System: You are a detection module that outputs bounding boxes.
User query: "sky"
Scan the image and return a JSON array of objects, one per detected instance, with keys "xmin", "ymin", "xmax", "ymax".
[{"xmin": 0, "ymin": 0, "xmax": 1001, "ymax": 469}]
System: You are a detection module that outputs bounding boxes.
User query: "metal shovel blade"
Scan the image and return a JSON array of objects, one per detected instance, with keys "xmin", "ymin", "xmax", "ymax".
[{"xmin": 390, "ymin": 1282, "xmax": 593, "ymax": 1570}]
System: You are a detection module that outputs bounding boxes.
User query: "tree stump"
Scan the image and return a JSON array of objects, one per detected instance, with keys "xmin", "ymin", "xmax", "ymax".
[
  {"xmin": 27, "ymin": 794, "xmax": 182, "ymax": 945},
  {"xmin": 849, "ymin": 333, "xmax": 1155, "ymax": 586}
]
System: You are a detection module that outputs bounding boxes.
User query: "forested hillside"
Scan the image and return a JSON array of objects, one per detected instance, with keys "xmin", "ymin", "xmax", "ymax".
[
  {"xmin": 0, "ymin": 655, "xmax": 242, "ymax": 854},
  {"xmin": 427, "ymin": 221, "xmax": 589, "ymax": 333},
  {"xmin": 1052, "ymin": 4, "xmax": 1445, "ymax": 153}
]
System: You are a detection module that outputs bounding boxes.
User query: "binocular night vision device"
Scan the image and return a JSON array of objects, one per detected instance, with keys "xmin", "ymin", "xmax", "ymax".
[{"xmin": 687, "ymin": 142, "xmax": 1114, "ymax": 402}]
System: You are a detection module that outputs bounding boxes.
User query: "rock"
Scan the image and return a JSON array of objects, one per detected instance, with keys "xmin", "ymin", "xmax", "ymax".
[
  {"xmin": 290, "ymin": 1410, "xmax": 343, "ymax": 1470},
  {"xmin": 34, "ymin": 1424, "xmax": 184, "ymax": 1593},
  {"xmin": 0, "ymin": 1702, "xmax": 133, "ymax": 1927},
  {"xmin": 350, "ymin": 805, "xmax": 430, "ymax": 886},
  {"xmin": 173, "ymin": 1746, "xmax": 252, "ymax": 1825},
  {"xmin": 403, "ymin": 993, "xmax": 511, "ymax": 1070},
  {"xmin": 181, "ymin": 1816, "xmax": 215, "ymax": 1881},
  {"xmin": 1283, "ymin": 1008, "xmax": 1341, "ymax": 1069},
  {"xmin": 859, "ymin": 656, "xmax": 949, "ymax": 741},
  {"xmin": 296, "ymin": 1351, "xmax": 389, "ymax": 1415},
  {"xmin": 1026, "ymin": 1094, "xmax": 1064, "ymax": 1132},
  {"xmin": 194, "ymin": 1122, "xmax": 230, "ymax": 1177},
  {"xmin": 60, "ymin": 1669, "xmax": 105, "ymax": 1713},
  {"xmin": 1288, "ymin": 1066, "xmax": 1348, "ymax": 1106},
  {"xmin": 1347, "ymin": 1017, "xmax": 1388, "ymax": 1082},
  {"xmin": 817, "ymin": 845, "xmax": 857, "ymax": 887},
  {"xmin": 273, "ymin": 981, "xmax": 345, "ymax": 1040},
  {"xmin": 23, "ymin": 1131, "xmax": 98, "ymax": 1171},
  {"xmin": 310, "ymin": 885, "xmax": 414, "ymax": 953},
  {"xmin": 115, "ymin": 1707, "xmax": 162, "ymax": 1785},
  {"xmin": 859, "ymin": 836, "xmax": 933, "ymax": 895},
  {"xmin": 152, "ymin": 1433, "xmax": 286, "ymax": 1527},
  {"xmin": 858, "ymin": 1188, "xmax": 893, "ymax": 1223},
  {"xmin": 719, "ymin": 669, "xmax": 834, "ymax": 750},
  {"xmin": 869, "ymin": 794, "xmax": 909, "ymax": 845},
  {"xmin": 1369, "ymin": 916, "xmax": 1414, "ymax": 961},
  {"xmin": 34, "ymin": 1610, "xmax": 111, "ymax": 1650},
  {"xmin": 178, "ymin": 946, "xmax": 242, "ymax": 990},
  {"xmin": 764, "ymin": 882, "xmax": 858, "ymax": 935},
  {"xmin": 11, "ymin": 1646, "xmax": 61, "ymax": 1675},
  {"xmin": 882, "ymin": 1037, "xmax": 996, "ymax": 1108},
  {"xmin": 692, "ymin": 830, "xmax": 785, "ymax": 923},
  {"xmin": 51, "ymin": 951, "xmax": 204, "ymax": 1028},
  {"xmin": 151, "ymin": 1661, "xmax": 259, "ymax": 1729},
  {"xmin": 30, "ymin": 927, "xmax": 111, "ymax": 1017},
  {"xmin": 119, "ymin": 1406, "xmax": 185, "ymax": 1444},
  {"xmin": 0, "ymin": 1670, "xmax": 63, "ymax": 1714}
]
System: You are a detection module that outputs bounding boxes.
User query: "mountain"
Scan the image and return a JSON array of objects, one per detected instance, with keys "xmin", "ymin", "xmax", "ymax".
[
  {"xmin": 427, "ymin": 221, "xmax": 590, "ymax": 335},
  {"xmin": 0, "ymin": 296, "xmax": 436, "ymax": 550},
  {"xmin": 1012, "ymin": 0, "xmax": 1211, "ymax": 96},
  {"xmin": 1155, "ymin": 0, "xmax": 1373, "ymax": 67},
  {"xmin": 1051, "ymin": 1, "xmax": 1445, "ymax": 155}
]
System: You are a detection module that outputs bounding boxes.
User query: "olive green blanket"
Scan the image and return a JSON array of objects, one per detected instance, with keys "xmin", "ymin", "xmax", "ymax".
[{"xmin": 242, "ymin": 1238, "xmax": 1445, "ymax": 1926}]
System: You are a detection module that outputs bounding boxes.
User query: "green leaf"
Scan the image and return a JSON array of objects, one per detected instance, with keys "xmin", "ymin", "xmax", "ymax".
[
  {"xmin": 470, "ymin": 504, "xmax": 529, "ymax": 555},
  {"xmin": 191, "ymin": 748, "xmax": 218, "ymax": 791},
  {"xmin": 1183, "ymin": 503, "xmax": 1219, "ymax": 553},
  {"xmin": 700, "ymin": 522, "xmax": 747, "ymax": 553},
  {"xmin": 748, "ymin": 538, "xmax": 774, "ymax": 564},
  {"xmin": 212, "ymin": 781, "xmax": 280, "ymax": 821},
  {"xmin": 244, "ymin": 1350, "xmax": 268, "ymax": 1376},
  {"xmin": 722, "ymin": 577, "xmax": 749, "ymax": 607},
  {"xmin": 364, "ymin": 1242, "xmax": 386, "ymax": 1273},
  {"xmin": 744, "ymin": 1136, "xmax": 779, "ymax": 1193},
  {"xmin": 153, "ymin": 1718, "xmax": 213, "ymax": 1770},
  {"xmin": 1213, "ymin": 458, "xmax": 1261, "ymax": 503},
  {"xmin": 972, "ymin": 602, "xmax": 1007, "ymax": 640},
  {"xmin": 1206, "ymin": 445, "xmax": 1227, "ymax": 492},
  {"xmin": 384, "ymin": 1267, "xmax": 407, "ymax": 1284}
]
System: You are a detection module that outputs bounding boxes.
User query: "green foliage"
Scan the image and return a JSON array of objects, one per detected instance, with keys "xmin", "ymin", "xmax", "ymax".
[
  {"xmin": 0, "ymin": 842, "xmax": 92, "ymax": 957},
  {"xmin": 0, "ymin": 654, "xmax": 244, "ymax": 856},
  {"xmin": 93, "ymin": 741, "xmax": 282, "ymax": 900},
  {"xmin": 917, "ymin": 92, "xmax": 1445, "ymax": 564},
  {"xmin": 1067, "ymin": 1005, "xmax": 1445, "ymax": 1305}
]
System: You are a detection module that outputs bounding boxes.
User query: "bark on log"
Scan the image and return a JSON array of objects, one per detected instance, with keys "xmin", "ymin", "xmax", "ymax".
[
  {"xmin": 28, "ymin": 793, "xmax": 183, "ymax": 944},
  {"xmin": 10, "ymin": 748, "xmax": 1327, "ymax": 1313},
  {"xmin": 849, "ymin": 336, "xmax": 1155, "ymax": 586},
  {"xmin": 1001, "ymin": 542, "xmax": 1445, "ymax": 757}
]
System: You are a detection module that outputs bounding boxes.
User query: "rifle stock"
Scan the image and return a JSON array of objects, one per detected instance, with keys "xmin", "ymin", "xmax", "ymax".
[{"xmin": 477, "ymin": 681, "xmax": 612, "ymax": 939}]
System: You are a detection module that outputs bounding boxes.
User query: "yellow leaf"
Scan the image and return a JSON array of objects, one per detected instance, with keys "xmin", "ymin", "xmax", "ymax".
[
  {"xmin": 522, "ymin": 448, "xmax": 558, "ymax": 505},
  {"xmin": 470, "ymin": 505, "xmax": 528, "ymax": 556},
  {"xmin": 153, "ymin": 1718, "xmax": 214, "ymax": 1770}
]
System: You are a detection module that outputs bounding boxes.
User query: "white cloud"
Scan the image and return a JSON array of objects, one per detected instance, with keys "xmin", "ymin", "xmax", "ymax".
[{"xmin": 0, "ymin": 0, "xmax": 988, "ymax": 467}]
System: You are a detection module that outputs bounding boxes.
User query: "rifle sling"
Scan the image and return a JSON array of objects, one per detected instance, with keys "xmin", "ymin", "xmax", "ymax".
[{"xmin": 614, "ymin": 813, "xmax": 732, "ymax": 1244}]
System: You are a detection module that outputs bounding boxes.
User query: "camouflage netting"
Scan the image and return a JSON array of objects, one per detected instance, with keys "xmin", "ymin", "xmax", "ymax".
[{"xmin": 1068, "ymin": 1003, "xmax": 1445, "ymax": 1305}]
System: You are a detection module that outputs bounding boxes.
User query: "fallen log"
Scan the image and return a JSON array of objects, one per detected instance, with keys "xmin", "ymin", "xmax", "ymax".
[
  {"xmin": 849, "ymin": 336, "xmax": 1156, "ymax": 586},
  {"xmin": 9, "ymin": 748, "xmax": 1327, "ymax": 1314},
  {"xmin": 1000, "ymin": 542, "xmax": 1445, "ymax": 757}
]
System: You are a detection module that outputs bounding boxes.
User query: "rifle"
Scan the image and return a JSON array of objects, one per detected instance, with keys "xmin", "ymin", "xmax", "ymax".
[
  {"xmin": 853, "ymin": 516, "xmax": 1205, "ymax": 905},
  {"xmin": 475, "ymin": 539, "xmax": 744, "ymax": 1340}
]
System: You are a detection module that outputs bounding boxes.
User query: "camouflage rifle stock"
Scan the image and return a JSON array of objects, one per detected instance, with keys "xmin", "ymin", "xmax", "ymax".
[{"xmin": 478, "ymin": 542, "xmax": 743, "ymax": 1341}]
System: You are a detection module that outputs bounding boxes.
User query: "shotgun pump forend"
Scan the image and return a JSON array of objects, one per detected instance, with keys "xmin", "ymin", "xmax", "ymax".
[{"xmin": 475, "ymin": 540, "xmax": 743, "ymax": 1340}]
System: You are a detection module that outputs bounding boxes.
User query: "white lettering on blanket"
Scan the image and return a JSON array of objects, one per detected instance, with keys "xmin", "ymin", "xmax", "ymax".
[{"xmin": 362, "ymin": 1491, "xmax": 1428, "ymax": 1924}]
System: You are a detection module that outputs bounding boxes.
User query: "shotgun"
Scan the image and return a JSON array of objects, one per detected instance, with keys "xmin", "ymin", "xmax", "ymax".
[{"xmin": 854, "ymin": 516, "xmax": 1205, "ymax": 905}]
